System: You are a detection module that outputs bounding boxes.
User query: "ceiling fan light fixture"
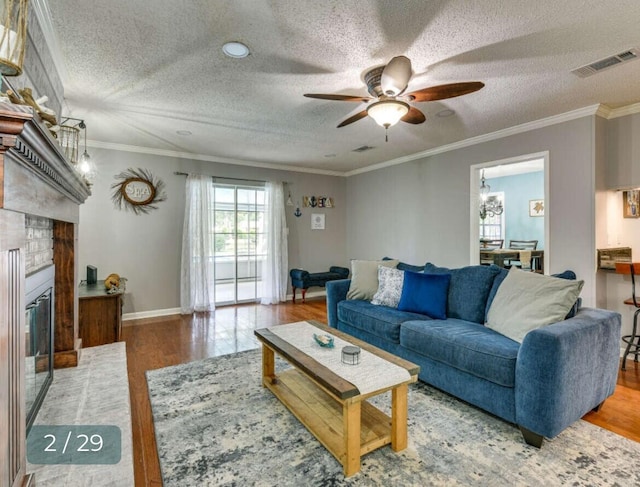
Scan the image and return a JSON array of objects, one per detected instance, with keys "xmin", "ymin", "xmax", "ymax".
[
  {"xmin": 366, "ymin": 100, "xmax": 409, "ymax": 128},
  {"xmin": 222, "ymin": 41, "xmax": 250, "ymax": 59}
]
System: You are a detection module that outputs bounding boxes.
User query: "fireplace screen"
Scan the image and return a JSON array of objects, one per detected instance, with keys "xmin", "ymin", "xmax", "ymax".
[{"xmin": 25, "ymin": 265, "xmax": 54, "ymax": 432}]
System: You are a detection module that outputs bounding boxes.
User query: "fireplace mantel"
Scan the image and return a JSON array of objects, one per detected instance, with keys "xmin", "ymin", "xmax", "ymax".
[
  {"xmin": 0, "ymin": 102, "xmax": 90, "ymax": 486},
  {"xmin": 0, "ymin": 102, "xmax": 90, "ymax": 214}
]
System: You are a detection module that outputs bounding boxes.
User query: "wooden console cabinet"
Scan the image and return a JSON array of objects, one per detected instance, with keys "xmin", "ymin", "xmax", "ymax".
[{"xmin": 79, "ymin": 281, "xmax": 123, "ymax": 347}]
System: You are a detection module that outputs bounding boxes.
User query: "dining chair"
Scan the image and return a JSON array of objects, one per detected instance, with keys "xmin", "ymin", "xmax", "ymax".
[
  {"xmin": 508, "ymin": 240, "xmax": 538, "ymax": 250},
  {"xmin": 615, "ymin": 262, "xmax": 640, "ymax": 370},
  {"xmin": 480, "ymin": 239, "xmax": 504, "ymax": 265},
  {"xmin": 507, "ymin": 240, "xmax": 538, "ymax": 270},
  {"xmin": 482, "ymin": 239, "xmax": 504, "ymax": 249}
]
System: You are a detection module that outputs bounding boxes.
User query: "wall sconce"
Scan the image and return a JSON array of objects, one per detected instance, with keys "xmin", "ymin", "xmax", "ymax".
[
  {"xmin": 0, "ymin": 0, "xmax": 28, "ymax": 76},
  {"xmin": 78, "ymin": 120, "xmax": 92, "ymax": 175},
  {"xmin": 60, "ymin": 116, "xmax": 94, "ymax": 183},
  {"xmin": 58, "ymin": 124, "xmax": 80, "ymax": 165},
  {"xmin": 479, "ymin": 170, "xmax": 503, "ymax": 220}
]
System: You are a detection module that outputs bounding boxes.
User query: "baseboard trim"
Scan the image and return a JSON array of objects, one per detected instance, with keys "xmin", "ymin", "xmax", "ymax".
[
  {"xmin": 123, "ymin": 307, "xmax": 182, "ymax": 322},
  {"xmin": 122, "ymin": 290, "xmax": 328, "ymax": 322},
  {"xmin": 286, "ymin": 289, "xmax": 327, "ymax": 302}
]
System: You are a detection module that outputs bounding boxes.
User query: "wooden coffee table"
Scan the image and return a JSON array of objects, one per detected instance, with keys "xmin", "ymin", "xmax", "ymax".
[{"xmin": 254, "ymin": 321, "xmax": 419, "ymax": 477}]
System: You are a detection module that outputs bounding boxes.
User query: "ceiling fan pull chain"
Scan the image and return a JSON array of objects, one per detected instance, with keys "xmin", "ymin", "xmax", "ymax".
[{"xmin": 385, "ymin": 126, "xmax": 389, "ymax": 142}]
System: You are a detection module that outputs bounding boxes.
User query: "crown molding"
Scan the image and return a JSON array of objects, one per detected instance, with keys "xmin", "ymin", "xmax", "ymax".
[
  {"xmin": 344, "ymin": 104, "xmax": 602, "ymax": 177},
  {"xmin": 87, "ymin": 140, "xmax": 346, "ymax": 177},
  {"xmin": 86, "ymin": 100, "xmax": 640, "ymax": 179},
  {"xmin": 603, "ymin": 102, "xmax": 640, "ymax": 119}
]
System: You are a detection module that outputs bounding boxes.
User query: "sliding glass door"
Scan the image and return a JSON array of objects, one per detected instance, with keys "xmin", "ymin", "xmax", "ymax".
[{"xmin": 212, "ymin": 184, "xmax": 266, "ymax": 305}]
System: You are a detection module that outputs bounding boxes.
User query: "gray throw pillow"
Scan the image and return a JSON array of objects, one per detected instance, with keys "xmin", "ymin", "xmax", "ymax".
[
  {"xmin": 486, "ymin": 268, "xmax": 584, "ymax": 343},
  {"xmin": 347, "ymin": 259, "xmax": 399, "ymax": 300},
  {"xmin": 371, "ymin": 266, "xmax": 405, "ymax": 307}
]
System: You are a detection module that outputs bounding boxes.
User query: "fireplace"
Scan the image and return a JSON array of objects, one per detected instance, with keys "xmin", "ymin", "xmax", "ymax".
[
  {"xmin": 0, "ymin": 103, "xmax": 91, "ymax": 486},
  {"xmin": 25, "ymin": 264, "xmax": 54, "ymax": 432}
]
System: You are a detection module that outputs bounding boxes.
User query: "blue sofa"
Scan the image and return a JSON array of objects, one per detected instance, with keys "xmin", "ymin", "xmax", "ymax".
[{"xmin": 326, "ymin": 263, "xmax": 621, "ymax": 447}]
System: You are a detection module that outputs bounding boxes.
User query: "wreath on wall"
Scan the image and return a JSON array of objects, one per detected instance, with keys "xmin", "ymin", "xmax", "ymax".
[{"xmin": 111, "ymin": 168, "xmax": 167, "ymax": 215}]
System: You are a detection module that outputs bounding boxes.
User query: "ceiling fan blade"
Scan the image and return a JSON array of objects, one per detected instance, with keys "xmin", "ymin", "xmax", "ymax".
[
  {"xmin": 337, "ymin": 110, "xmax": 368, "ymax": 128},
  {"xmin": 304, "ymin": 93, "xmax": 371, "ymax": 102},
  {"xmin": 380, "ymin": 56, "xmax": 412, "ymax": 96},
  {"xmin": 401, "ymin": 107, "xmax": 426, "ymax": 124},
  {"xmin": 407, "ymin": 82, "xmax": 485, "ymax": 102}
]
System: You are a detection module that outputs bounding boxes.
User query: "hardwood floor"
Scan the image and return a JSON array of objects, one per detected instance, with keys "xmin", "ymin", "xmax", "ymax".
[
  {"xmin": 122, "ymin": 299, "xmax": 640, "ymax": 486},
  {"xmin": 122, "ymin": 299, "xmax": 327, "ymax": 486}
]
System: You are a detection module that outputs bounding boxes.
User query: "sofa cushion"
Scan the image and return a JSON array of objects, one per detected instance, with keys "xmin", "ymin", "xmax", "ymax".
[
  {"xmin": 347, "ymin": 259, "xmax": 398, "ymax": 300},
  {"xmin": 383, "ymin": 257, "xmax": 425, "ymax": 273},
  {"xmin": 424, "ymin": 263, "xmax": 500, "ymax": 324},
  {"xmin": 337, "ymin": 300, "xmax": 430, "ymax": 343},
  {"xmin": 400, "ymin": 319, "xmax": 520, "ymax": 387},
  {"xmin": 486, "ymin": 268, "xmax": 584, "ymax": 343},
  {"xmin": 398, "ymin": 271, "xmax": 450, "ymax": 319},
  {"xmin": 371, "ymin": 266, "xmax": 404, "ymax": 308}
]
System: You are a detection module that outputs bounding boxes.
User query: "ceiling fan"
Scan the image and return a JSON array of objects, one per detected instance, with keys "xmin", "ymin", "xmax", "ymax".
[{"xmin": 304, "ymin": 56, "xmax": 484, "ymax": 140}]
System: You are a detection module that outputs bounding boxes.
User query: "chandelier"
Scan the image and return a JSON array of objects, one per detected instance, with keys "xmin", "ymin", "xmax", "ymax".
[{"xmin": 479, "ymin": 170, "xmax": 503, "ymax": 220}]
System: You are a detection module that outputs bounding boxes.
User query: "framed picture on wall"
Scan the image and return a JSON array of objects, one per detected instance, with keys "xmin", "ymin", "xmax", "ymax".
[
  {"xmin": 623, "ymin": 190, "xmax": 639, "ymax": 218},
  {"xmin": 311, "ymin": 213, "xmax": 325, "ymax": 230},
  {"xmin": 529, "ymin": 199, "xmax": 544, "ymax": 217}
]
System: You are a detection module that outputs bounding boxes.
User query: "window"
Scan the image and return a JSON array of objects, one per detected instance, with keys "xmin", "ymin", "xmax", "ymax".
[
  {"xmin": 211, "ymin": 184, "xmax": 266, "ymax": 304},
  {"xmin": 479, "ymin": 191, "xmax": 505, "ymax": 239}
]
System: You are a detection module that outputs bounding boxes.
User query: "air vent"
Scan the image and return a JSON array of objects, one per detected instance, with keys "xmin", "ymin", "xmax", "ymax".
[
  {"xmin": 572, "ymin": 48, "xmax": 639, "ymax": 78},
  {"xmin": 352, "ymin": 145, "xmax": 375, "ymax": 153}
]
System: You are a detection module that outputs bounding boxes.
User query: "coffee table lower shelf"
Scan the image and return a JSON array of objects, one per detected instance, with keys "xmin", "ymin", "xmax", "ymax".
[{"xmin": 264, "ymin": 368, "xmax": 393, "ymax": 471}]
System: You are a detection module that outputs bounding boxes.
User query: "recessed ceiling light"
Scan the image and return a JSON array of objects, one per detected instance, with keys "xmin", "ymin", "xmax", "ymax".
[
  {"xmin": 436, "ymin": 109, "xmax": 455, "ymax": 118},
  {"xmin": 176, "ymin": 130, "xmax": 192, "ymax": 136},
  {"xmin": 222, "ymin": 41, "xmax": 250, "ymax": 59}
]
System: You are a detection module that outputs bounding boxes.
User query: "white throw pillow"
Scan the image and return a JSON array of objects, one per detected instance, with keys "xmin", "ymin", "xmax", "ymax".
[
  {"xmin": 347, "ymin": 259, "xmax": 399, "ymax": 300},
  {"xmin": 371, "ymin": 266, "xmax": 405, "ymax": 307},
  {"xmin": 486, "ymin": 268, "xmax": 584, "ymax": 343}
]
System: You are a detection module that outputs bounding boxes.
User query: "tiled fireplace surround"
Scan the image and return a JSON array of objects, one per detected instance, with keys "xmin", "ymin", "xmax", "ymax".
[{"xmin": 0, "ymin": 104, "xmax": 90, "ymax": 486}]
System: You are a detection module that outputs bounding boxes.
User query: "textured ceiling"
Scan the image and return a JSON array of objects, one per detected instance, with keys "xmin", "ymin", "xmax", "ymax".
[{"xmin": 45, "ymin": 0, "xmax": 640, "ymax": 175}]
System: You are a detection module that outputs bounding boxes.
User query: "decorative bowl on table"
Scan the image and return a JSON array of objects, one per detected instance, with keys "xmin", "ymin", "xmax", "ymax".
[{"xmin": 313, "ymin": 333, "xmax": 334, "ymax": 348}]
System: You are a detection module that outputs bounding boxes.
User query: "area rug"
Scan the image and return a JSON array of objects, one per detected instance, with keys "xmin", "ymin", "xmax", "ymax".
[{"xmin": 147, "ymin": 348, "xmax": 639, "ymax": 486}]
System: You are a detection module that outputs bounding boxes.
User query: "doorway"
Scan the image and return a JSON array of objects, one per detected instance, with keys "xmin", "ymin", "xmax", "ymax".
[
  {"xmin": 470, "ymin": 152, "xmax": 549, "ymax": 273},
  {"xmin": 212, "ymin": 184, "xmax": 266, "ymax": 305}
]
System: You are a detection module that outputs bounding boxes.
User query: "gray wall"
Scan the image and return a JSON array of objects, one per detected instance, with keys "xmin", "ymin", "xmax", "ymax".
[
  {"xmin": 78, "ymin": 148, "xmax": 346, "ymax": 314},
  {"xmin": 347, "ymin": 116, "xmax": 599, "ymax": 306}
]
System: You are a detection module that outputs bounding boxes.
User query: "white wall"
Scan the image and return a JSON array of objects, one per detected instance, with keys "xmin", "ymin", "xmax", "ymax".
[
  {"xmin": 78, "ymin": 148, "xmax": 347, "ymax": 314},
  {"xmin": 347, "ymin": 116, "xmax": 599, "ymax": 306},
  {"xmin": 602, "ymin": 190, "xmax": 640, "ymax": 343},
  {"xmin": 600, "ymin": 112, "xmax": 640, "ymax": 345}
]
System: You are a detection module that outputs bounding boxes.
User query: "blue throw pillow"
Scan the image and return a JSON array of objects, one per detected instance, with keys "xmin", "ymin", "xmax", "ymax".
[
  {"xmin": 485, "ymin": 266, "xmax": 508, "ymax": 321},
  {"xmin": 425, "ymin": 263, "xmax": 500, "ymax": 324},
  {"xmin": 397, "ymin": 271, "xmax": 451, "ymax": 319},
  {"xmin": 383, "ymin": 256, "xmax": 425, "ymax": 272},
  {"xmin": 551, "ymin": 270, "xmax": 579, "ymax": 318}
]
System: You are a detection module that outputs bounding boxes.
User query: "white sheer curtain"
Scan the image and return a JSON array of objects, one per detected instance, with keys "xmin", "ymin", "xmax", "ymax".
[
  {"xmin": 180, "ymin": 174, "xmax": 214, "ymax": 314},
  {"xmin": 261, "ymin": 181, "xmax": 288, "ymax": 304}
]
